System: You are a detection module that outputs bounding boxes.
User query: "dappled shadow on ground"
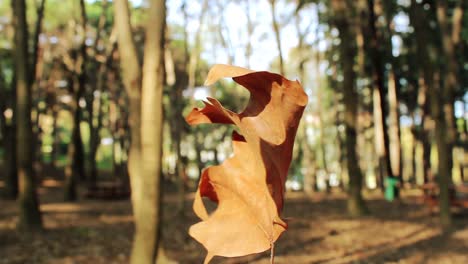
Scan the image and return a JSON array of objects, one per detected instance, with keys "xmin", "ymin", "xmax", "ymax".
[{"xmin": 1, "ymin": 186, "xmax": 467, "ymax": 264}]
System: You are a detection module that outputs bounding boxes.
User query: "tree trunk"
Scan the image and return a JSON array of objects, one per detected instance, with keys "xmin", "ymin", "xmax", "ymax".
[
  {"xmin": 301, "ymin": 127, "xmax": 316, "ymax": 193},
  {"xmin": 366, "ymin": 0, "xmax": 394, "ymax": 192},
  {"xmin": 87, "ymin": 0, "xmax": 109, "ymax": 189},
  {"xmin": 114, "ymin": 0, "xmax": 166, "ymax": 263},
  {"xmin": 1, "ymin": 73, "xmax": 18, "ymax": 199},
  {"xmin": 63, "ymin": 0, "xmax": 88, "ymax": 200},
  {"xmin": 416, "ymin": 75, "xmax": 432, "ymax": 184},
  {"xmin": 332, "ymin": 0, "xmax": 368, "ymax": 217},
  {"xmin": 51, "ymin": 104, "xmax": 60, "ymax": 172},
  {"xmin": 187, "ymin": 0, "xmax": 208, "ymax": 91},
  {"xmin": 410, "ymin": 0, "xmax": 452, "ymax": 228},
  {"xmin": 379, "ymin": 0, "xmax": 403, "ymax": 188},
  {"xmin": 436, "ymin": 0, "xmax": 461, "ymax": 156},
  {"xmin": 134, "ymin": 0, "xmax": 166, "ymax": 258},
  {"xmin": 295, "ymin": 35, "xmax": 315, "ymax": 193},
  {"xmin": 64, "ymin": 87, "xmax": 81, "ymax": 201},
  {"xmin": 430, "ymin": 71, "xmax": 452, "ymax": 229},
  {"xmin": 269, "ymin": 0, "xmax": 285, "ymax": 75},
  {"xmin": 168, "ymin": 20, "xmax": 189, "ymax": 215},
  {"xmin": 388, "ymin": 70, "xmax": 402, "ymax": 186},
  {"xmin": 434, "ymin": 0, "xmax": 463, "ymax": 230},
  {"xmin": 13, "ymin": 0, "xmax": 43, "ymax": 231},
  {"xmin": 76, "ymin": 0, "xmax": 87, "ymax": 182}
]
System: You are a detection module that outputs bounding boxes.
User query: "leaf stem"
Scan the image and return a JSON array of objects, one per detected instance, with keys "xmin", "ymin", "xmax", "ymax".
[{"xmin": 270, "ymin": 242, "xmax": 275, "ymax": 264}]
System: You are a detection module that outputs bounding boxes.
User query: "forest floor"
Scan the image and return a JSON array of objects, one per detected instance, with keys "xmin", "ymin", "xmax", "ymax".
[{"xmin": 1, "ymin": 180, "xmax": 468, "ymax": 264}]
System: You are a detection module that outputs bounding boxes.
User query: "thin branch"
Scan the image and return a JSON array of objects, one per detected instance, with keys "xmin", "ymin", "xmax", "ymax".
[{"xmin": 30, "ymin": 0, "xmax": 46, "ymax": 85}]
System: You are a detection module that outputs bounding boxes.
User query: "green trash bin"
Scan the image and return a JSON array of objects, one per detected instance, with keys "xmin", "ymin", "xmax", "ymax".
[{"xmin": 385, "ymin": 177, "xmax": 399, "ymax": 201}]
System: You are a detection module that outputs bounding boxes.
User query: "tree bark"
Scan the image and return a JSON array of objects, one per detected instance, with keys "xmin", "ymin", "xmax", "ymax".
[
  {"xmin": 436, "ymin": 0, "xmax": 461, "ymax": 150},
  {"xmin": 366, "ymin": 0, "xmax": 394, "ymax": 191},
  {"xmin": 379, "ymin": 0, "xmax": 403, "ymax": 187},
  {"xmin": 169, "ymin": 51, "xmax": 188, "ymax": 214},
  {"xmin": 332, "ymin": 0, "xmax": 369, "ymax": 217},
  {"xmin": 416, "ymin": 75, "xmax": 432, "ymax": 184},
  {"xmin": 135, "ymin": 0, "xmax": 166, "ymax": 259},
  {"xmin": 295, "ymin": 12, "xmax": 315, "ymax": 193},
  {"xmin": 63, "ymin": 0, "xmax": 88, "ymax": 200},
  {"xmin": 388, "ymin": 70, "xmax": 402, "ymax": 185},
  {"xmin": 87, "ymin": 0, "xmax": 109, "ymax": 189},
  {"xmin": 269, "ymin": 0, "xmax": 285, "ymax": 75},
  {"xmin": 1, "ymin": 65, "xmax": 18, "ymax": 199},
  {"xmin": 114, "ymin": 0, "xmax": 166, "ymax": 263},
  {"xmin": 410, "ymin": 0, "xmax": 453, "ymax": 229},
  {"xmin": 430, "ymin": 71, "xmax": 452, "ymax": 229},
  {"xmin": 433, "ymin": 0, "xmax": 464, "ymax": 230},
  {"xmin": 13, "ymin": 0, "xmax": 43, "ymax": 231},
  {"xmin": 187, "ymin": 0, "xmax": 208, "ymax": 91},
  {"xmin": 64, "ymin": 77, "xmax": 81, "ymax": 201}
]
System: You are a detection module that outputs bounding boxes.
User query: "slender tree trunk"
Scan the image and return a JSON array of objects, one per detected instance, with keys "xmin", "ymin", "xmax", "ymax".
[
  {"xmin": 388, "ymin": 70, "xmax": 402, "ymax": 186},
  {"xmin": 169, "ymin": 77, "xmax": 187, "ymax": 214},
  {"xmin": 295, "ymin": 14, "xmax": 315, "ymax": 193},
  {"xmin": 87, "ymin": 0, "xmax": 109, "ymax": 189},
  {"xmin": 0, "ymin": 70, "xmax": 5, "ymax": 156},
  {"xmin": 244, "ymin": 0, "xmax": 254, "ymax": 68},
  {"xmin": 410, "ymin": 2, "xmax": 447, "ymax": 223},
  {"xmin": 187, "ymin": 0, "xmax": 208, "ymax": 91},
  {"xmin": 355, "ymin": 3, "xmax": 374, "ymax": 190},
  {"xmin": 332, "ymin": 0, "xmax": 368, "ymax": 216},
  {"xmin": 1, "ymin": 72, "xmax": 18, "ymax": 199},
  {"xmin": 169, "ymin": 13, "xmax": 189, "ymax": 214},
  {"xmin": 63, "ymin": 0, "xmax": 88, "ymax": 200},
  {"xmin": 430, "ymin": 71, "xmax": 452, "ymax": 229},
  {"xmin": 29, "ymin": 0, "xmax": 46, "ymax": 181},
  {"xmin": 13, "ymin": 0, "xmax": 43, "ymax": 231},
  {"xmin": 64, "ymin": 85, "xmax": 81, "ymax": 201},
  {"xmin": 416, "ymin": 75, "xmax": 432, "ymax": 184},
  {"xmin": 114, "ymin": 0, "xmax": 166, "ymax": 262},
  {"xmin": 301, "ymin": 125, "xmax": 316, "ymax": 193},
  {"xmin": 75, "ymin": 0, "xmax": 87, "ymax": 182},
  {"xmin": 436, "ymin": 0, "xmax": 461, "ymax": 154},
  {"xmin": 88, "ymin": 84, "xmax": 104, "ymax": 188},
  {"xmin": 432, "ymin": 0, "xmax": 463, "ymax": 230},
  {"xmin": 269, "ymin": 0, "xmax": 284, "ymax": 75},
  {"xmin": 135, "ymin": 0, "xmax": 166, "ymax": 259},
  {"xmin": 379, "ymin": 0, "xmax": 403, "ymax": 188},
  {"xmin": 30, "ymin": 0, "xmax": 46, "ymax": 86},
  {"xmin": 410, "ymin": 120, "xmax": 417, "ymax": 185},
  {"xmin": 366, "ymin": 0, "xmax": 394, "ymax": 192},
  {"xmin": 315, "ymin": 52, "xmax": 330, "ymax": 192},
  {"xmin": 51, "ymin": 104, "xmax": 60, "ymax": 172}
]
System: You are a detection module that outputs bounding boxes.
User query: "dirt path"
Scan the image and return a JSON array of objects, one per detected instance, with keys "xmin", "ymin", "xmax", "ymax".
[{"xmin": 1, "ymin": 186, "xmax": 467, "ymax": 264}]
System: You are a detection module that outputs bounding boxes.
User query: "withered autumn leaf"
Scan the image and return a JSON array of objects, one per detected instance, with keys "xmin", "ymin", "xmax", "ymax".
[{"xmin": 186, "ymin": 64, "xmax": 308, "ymax": 263}]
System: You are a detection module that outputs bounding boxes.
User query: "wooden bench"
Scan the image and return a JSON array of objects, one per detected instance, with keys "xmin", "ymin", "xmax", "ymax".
[{"xmin": 421, "ymin": 183, "xmax": 468, "ymax": 211}]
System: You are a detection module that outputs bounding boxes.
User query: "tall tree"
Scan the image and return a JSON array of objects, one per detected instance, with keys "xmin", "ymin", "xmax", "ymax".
[
  {"xmin": 365, "ymin": 0, "xmax": 394, "ymax": 190},
  {"xmin": 432, "ymin": 0, "xmax": 464, "ymax": 229},
  {"xmin": 269, "ymin": 0, "xmax": 285, "ymax": 75},
  {"xmin": 409, "ymin": 0, "xmax": 433, "ymax": 185},
  {"xmin": 379, "ymin": 0, "xmax": 403, "ymax": 185},
  {"xmin": 13, "ymin": 0, "xmax": 43, "ymax": 230},
  {"xmin": 114, "ymin": 0, "xmax": 166, "ymax": 262},
  {"xmin": 331, "ymin": 0, "xmax": 368, "ymax": 216},
  {"xmin": 294, "ymin": 6, "xmax": 315, "ymax": 193},
  {"xmin": 187, "ymin": 0, "xmax": 209, "ymax": 91},
  {"xmin": 63, "ymin": 0, "xmax": 88, "ymax": 201},
  {"xmin": 0, "ymin": 59, "xmax": 18, "ymax": 199},
  {"xmin": 86, "ymin": 0, "xmax": 110, "ymax": 189}
]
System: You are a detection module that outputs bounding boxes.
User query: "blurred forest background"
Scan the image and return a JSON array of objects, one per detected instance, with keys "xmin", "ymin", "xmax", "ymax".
[{"xmin": 0, "ymin": 0, "xmax": 467, "ymax": 263}]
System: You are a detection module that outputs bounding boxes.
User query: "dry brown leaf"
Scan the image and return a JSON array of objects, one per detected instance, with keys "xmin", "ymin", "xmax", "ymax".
[{"xmin": 186, "ymin": 64, "xmax": 308, "ymax": 263}]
